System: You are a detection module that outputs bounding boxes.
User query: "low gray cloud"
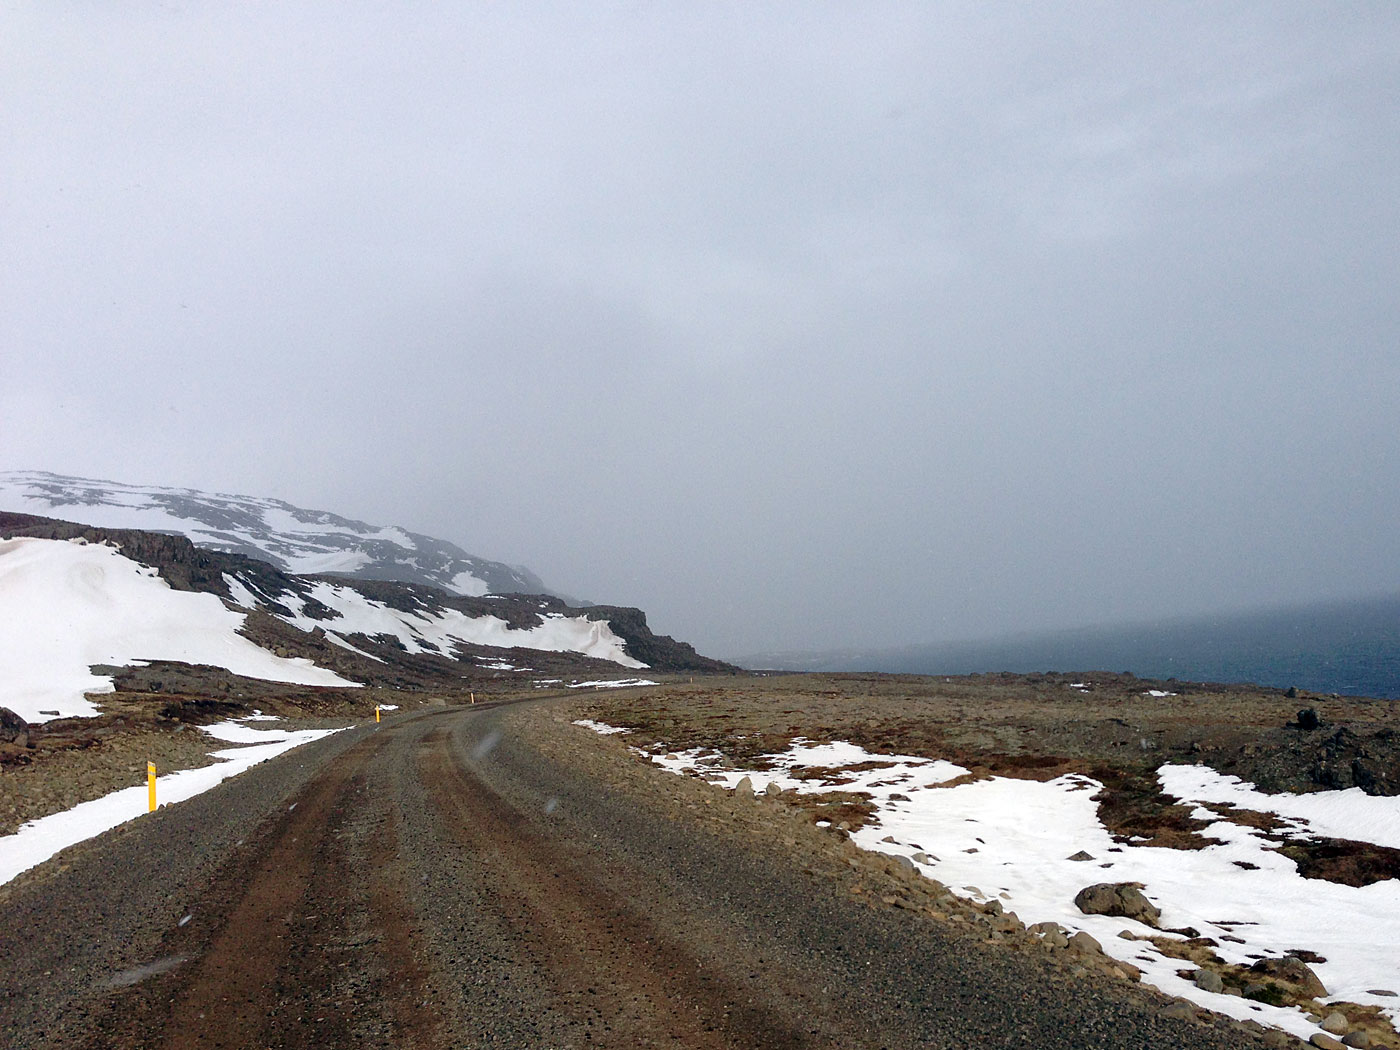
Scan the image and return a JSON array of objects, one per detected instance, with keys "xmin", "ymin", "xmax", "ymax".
[{"xmin": 4, "ymin": 3, "xmax": 1398, "ymax": 656}]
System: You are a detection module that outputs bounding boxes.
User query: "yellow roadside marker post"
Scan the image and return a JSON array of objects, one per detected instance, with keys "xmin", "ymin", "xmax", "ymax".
[
  {"xmin": 376, "ymin": 705, "xmax": 381, "ymax": 723},
  {"xmin": 470, "ymin": 692, "xmax": 475, "ymax": 705},
  {"xmin": 147, "ymin": 761, "xmax": 157, "ymax": 812}
]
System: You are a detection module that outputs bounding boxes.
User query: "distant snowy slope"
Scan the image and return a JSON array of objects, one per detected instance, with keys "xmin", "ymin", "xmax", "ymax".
[
  {"xmin": 0, "ymin": 536, "xmax": 355, "ymax": 722},
  {"xmin": 234, "ymin": 576, "xmax": 646, "ymax": 669},
  {"xmin": 0, "ymin": 470, "xmax": 546, "ymax": 597}
]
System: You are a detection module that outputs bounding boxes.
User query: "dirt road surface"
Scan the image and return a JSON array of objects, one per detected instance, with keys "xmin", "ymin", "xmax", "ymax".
[{"xmin": 1, "ymin": 698, "xmax": 1272, "ymax": 1049}]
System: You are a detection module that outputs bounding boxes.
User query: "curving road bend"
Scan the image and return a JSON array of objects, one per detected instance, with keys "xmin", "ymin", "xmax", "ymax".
[{"xmin": 1, "ymin": 701, "xmax": 1268, "ymax": 1049}]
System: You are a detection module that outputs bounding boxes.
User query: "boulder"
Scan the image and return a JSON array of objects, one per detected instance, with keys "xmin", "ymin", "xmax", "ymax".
[
  {"xmin": 1341, "ymin": 1032, "xmax": 1371, "ymax": 1048},
  {"xmin": 1320, "ymin": 1012, "xmax": 1350, "ymax": 1035},
  {"xmin": 1250, "ymin": 956, "xmax": 1328, "ymax": 999},
  {"xmin": 734, "ymin": 776, "xmax": 754, "ymax": 798},
  {"xmin": 1067, "ymin": 931, "xmax": 1102, "ymax": 955},
  {"xmin": 1073, "ymin": 882, "xmax": 1161, "ymax": 926},
  {"xmin": 0, "ymin": 707, "xmax": 30, "ymax": 744},
  {"xmin": 1067, "ymin": 850, "xmax": 1095, "ymax": 861},
  {"xmin": 1193, "ymin": 968, "xmax": 1224, "ymax": 994},
  {"xmin": 1157, "ymin": 1002, "xmax": 1198, "ymax": 1023},
  {"xmin": 1310, "ymin": 1035, "xmax": 1344, "ymax": 1050}
]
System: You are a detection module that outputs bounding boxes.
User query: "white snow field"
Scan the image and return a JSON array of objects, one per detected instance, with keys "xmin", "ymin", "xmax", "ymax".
[
  {"xmin": 576, "ymin": 724, "xmax": 1400, "ymax": 1043},
  {"xmin": 0, "ymin": 537, "xmax": 357, "ymax": 723},
  {"xmin": 567, "ymin": 678, "xmax": 660, "ymax": 689},
  {"xmin": 0, "ymin": 718, "xmax": 347, "ymax": 887},
  {"xmin": 265, "ymin": 579, "xmax": 647, "ymax": 669}
]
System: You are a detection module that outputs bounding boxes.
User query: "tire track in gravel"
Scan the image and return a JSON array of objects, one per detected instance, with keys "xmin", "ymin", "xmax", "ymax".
[
  {"xmin": 80, "ymin": 722, "xmax": 448, "ymax": 1050},
  {"xmin": 419, "ymin": 723, "xmax": 818, "ymax": 1049}
]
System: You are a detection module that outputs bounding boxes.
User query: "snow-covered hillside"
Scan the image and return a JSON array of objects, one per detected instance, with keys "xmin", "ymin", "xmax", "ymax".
[
  {"xmin": 226, "ymin": 573, "xmax": 646, "ymax": 669},
  {"xmin": 0, "ymin": 470, "xmax": 545, "ymax": 597},
  {"xmin": 0, "ymin": 537, "xmax": 355, "ymax": 722},
  {"xmin": 0, "ymin": 530, "xmax": 655, "ymax": 723}
]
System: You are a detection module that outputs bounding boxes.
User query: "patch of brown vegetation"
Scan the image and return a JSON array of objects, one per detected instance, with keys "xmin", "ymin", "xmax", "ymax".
[
  {"xmin": 1131, "ymin": 933, "xmax": 1223, "ymax": 966},
  {"xmin": 1197, "ymin": 802, "xmax": 1293, "ymax": 834},
  {"xmin": 785, "ymin": 791, "xmax": 879, "ymax": 832},
  {"xmin": 1277, "ymin": 837, "xmax": 1400, "ymax": 887},
  {"xmin": 1089, "ymin": 766, "xmax": 1224, "ymax": 850}
]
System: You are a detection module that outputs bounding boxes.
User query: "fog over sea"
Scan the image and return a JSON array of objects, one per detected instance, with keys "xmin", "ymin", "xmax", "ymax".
[{"xmin": 748, "ymin": 595, "xmax": 1400, "ymax": 701}]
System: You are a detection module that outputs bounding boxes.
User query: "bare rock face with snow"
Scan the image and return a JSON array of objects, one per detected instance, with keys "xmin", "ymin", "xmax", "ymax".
[
  {"xmin": 0, "ymin": 470, "xmax": 547, "ymax": 598},
  {"xmin": 1073, "ymin": 882, "xmax": 1162, "ymax": 927}
]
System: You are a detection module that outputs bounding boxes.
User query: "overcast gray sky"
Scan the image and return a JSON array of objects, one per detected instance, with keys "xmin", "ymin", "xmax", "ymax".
[{"xmin": 4, "ymin": 3, "xmax": 1398, "ymax": 657}]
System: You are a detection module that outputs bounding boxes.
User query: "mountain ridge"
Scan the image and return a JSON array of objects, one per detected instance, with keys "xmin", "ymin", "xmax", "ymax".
[{"xmin": 0, "ymin": 470, "xmax": 546, "ymax": 598}]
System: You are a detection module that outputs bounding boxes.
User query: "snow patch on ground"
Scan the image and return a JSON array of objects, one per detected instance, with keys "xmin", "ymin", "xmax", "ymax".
[
  {"xmin": 278, "ymin": 548, "xmax": 373, "ymax": 575},
  {"xmin": 222, "ymin": 574, "xmax": 260, "ymax": 610},
  {"xmin": 573, "ymin": 719, "xmax": 631, "ymax": 735},
  {"xmin": 324, "ymin": 631, "xmax": 385, "ymax": 663},
  {"xmin": 0, "ymin": 538, "xmax": 358, "ymax": 722},
  {"xmin": 1160, "ymin": 763, "xmax": 1400, "ymax": 850},
  {"xmin": 567, "ymin": 678, "xmax": 659, "ymax": 689},
  {"xmin": 450, "ymin": 569, "xmax": 489, "ymax": 597},
  {"xmin": 574, "ymin": 724, "xmax": 1400, "ymax": 1041},
  {"xmin": 0, "ymin": 720, "xmax": 347, "ymax": 887}
]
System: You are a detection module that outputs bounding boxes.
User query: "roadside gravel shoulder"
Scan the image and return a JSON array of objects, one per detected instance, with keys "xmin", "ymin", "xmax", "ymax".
[{"xmin": 515, "ymin": 695, "xmax": 1287, "ymax": 1049}]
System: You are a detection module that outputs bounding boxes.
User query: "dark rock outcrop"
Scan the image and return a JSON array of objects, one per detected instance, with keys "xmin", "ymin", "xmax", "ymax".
[
  {"xmin": 0, "ymin": 707, "xmax": 32, "ymax": 748},
  {"xmin": 1249, "ymin": 955, "xmax": 1327, "ymax": 998},
  {"xmin": 1073, "ymin": 882, "xmax": 1161, "ymax": 926}
]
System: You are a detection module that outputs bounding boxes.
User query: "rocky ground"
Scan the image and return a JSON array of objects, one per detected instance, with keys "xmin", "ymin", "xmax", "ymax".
[
  {"xmin": 3, "ymin": 668, "xmax": 1398, "ymax": 1048},
  {"xmin": 576, "ymin": 672, "xmax": 1400, "ymax": 884},
  {"xmin": 0, "ymin": 695, "xmax": 1302, "ymax": 1050},
  {"xmin": 563, "ymin": 671, "xmax": 1400, "ymax": 1049}
]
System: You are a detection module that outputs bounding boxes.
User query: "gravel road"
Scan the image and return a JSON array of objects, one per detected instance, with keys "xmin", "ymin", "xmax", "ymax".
[{"xmin": 1, "ymin": 698, "xmax": 1279, "ymax": 1049}]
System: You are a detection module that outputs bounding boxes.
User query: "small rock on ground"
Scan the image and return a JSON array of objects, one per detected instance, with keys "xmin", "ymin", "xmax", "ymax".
[{"xmin": 1320, "ymin": 1012, "xmax": 1350, "ymax": 1035}]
